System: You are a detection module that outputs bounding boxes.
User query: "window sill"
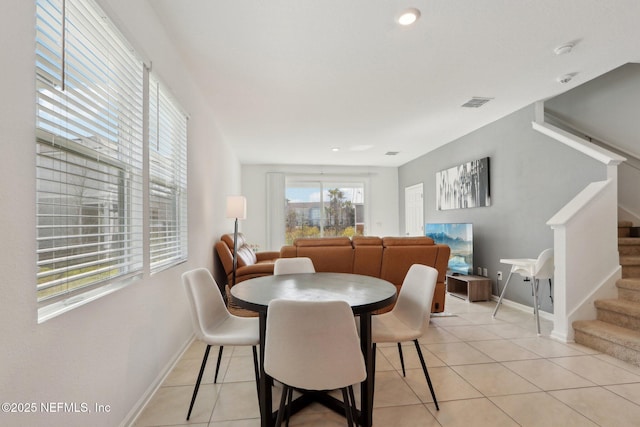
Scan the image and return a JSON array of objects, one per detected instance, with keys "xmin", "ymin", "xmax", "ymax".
[{"xmin": 37, "ymin": 274, "xmax": 141, "ymax": 324}]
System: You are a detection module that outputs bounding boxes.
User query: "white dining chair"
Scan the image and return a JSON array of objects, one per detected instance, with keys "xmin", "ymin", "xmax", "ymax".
[
  {"xmin": 493, "ymin": 248, "xmax": 554, "ymax": 335},
  {"xmin": 371, "ymin": 264, "xmax": 439, "ymax": 410},
  {"xmin": 181, "ymin": 268, "xmax": 260, "ymax": 420},
  {"xmin": 265, "ymin": 299, "xmax": 366, "ymax": 427},
  {"xmin": 273, "ymin": 257, "xmax": 316, "ymax": 275}
]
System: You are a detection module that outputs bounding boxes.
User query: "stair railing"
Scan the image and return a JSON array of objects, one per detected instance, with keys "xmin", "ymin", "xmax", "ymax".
[{"xmin": 533, "ymin": 102, "xmax": 625, "ymax": 341}]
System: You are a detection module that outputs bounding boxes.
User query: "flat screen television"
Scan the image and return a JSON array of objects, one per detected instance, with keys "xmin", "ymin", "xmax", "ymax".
[{"xmin": 425, "ymin": 223, "xmax": 473, "ymax": 275}]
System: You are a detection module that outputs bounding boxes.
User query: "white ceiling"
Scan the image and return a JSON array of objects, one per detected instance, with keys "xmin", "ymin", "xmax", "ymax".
[{"xmin": 148, "ymin": 0, "xmax": 640, "ymax": 167}]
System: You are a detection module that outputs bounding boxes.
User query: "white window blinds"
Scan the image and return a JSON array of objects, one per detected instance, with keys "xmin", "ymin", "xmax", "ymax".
[
  {"xmin": 35, "ymin": 0, "xmax": 144, "ymax": 304},
  {"xmin": 148, "ymin": 76, "xmax": 188, "ymax": 273}
]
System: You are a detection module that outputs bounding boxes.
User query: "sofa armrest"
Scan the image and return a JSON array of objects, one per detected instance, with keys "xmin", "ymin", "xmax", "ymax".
[
  {"xmin": 256, "ymin": 251, "xmax": 280, "ymax": 262},
  {"xmin": 215, "ymin": 240, "xmax": 234, "ymax": 279},
  {"xmin": 236, "ymin": 263, "xmax": 275, "ymax": 276}
]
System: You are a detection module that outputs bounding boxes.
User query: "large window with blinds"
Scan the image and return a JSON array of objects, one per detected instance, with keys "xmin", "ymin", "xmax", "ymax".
[
  {"xmin": 35, "ymin": 0, "xmax": 187, "ymax": 318},
  {"xmin": 148, "ymin": 76, "xmax": 188, "ymax": 273}
]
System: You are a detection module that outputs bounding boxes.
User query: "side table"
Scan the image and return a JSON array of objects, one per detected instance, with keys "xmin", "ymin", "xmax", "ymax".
[{"xmin": 446, "ymin": 274, "xmax": 492, "ymax": 302}]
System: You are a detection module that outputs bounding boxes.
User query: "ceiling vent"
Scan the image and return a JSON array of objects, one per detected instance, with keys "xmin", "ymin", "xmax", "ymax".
[
  {"xmin": 461, "ymin": 97, "xmax": 493, "ymax": 108},
  {"xmin": 385, "ymin": 151, "xmax": 399, "ymax": 156}
]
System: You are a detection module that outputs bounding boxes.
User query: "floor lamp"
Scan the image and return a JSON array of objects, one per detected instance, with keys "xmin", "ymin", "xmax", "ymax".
[{"xmin": 226, "ymin": 196, "xmax": 247, "ymax": 287}]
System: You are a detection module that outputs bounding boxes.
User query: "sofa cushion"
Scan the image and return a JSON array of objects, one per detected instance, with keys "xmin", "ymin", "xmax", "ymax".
[
  {"xmin": 352, "ymin": 236, "xmax": 383, "ymax": 277},
  {"xmin": 382, "ymin": 236, "xmax": 434, "ymax": 246},
  {"xmin": 222, "ymin": 233, "xmax": 257, "ymax": 267},
  {"xmin": 293, "ymin": 237, "xmax": 354, "ymax": 273},
  {"xmin": 294, "ymin": 237, "xmax": 352, "ymax": 247},
  {"xmin": 380, "ymin": 236, "xmax": 446, "ymax": 290}
]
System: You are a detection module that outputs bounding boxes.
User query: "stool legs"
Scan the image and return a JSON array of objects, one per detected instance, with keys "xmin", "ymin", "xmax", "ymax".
[
  {"xmin": 492, "ymin": 271, "xmax": 514, "ymax": 318},
  {"xmin": 532, "ymin": 276, "xmax": 541, "ymax": 335}
]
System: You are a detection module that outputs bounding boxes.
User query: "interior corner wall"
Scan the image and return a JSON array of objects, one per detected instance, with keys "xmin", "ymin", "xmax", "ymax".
[
  {"xmin": 398, "ymin": 104, "xmax": 606, "ymax": 312},
  {"xmin": 241, "ymin": 165, "xmax": 399, "ymax": 251},
  {"xmin": 0, "ymin": 2, "xmax": 240, "ymax": 426}
]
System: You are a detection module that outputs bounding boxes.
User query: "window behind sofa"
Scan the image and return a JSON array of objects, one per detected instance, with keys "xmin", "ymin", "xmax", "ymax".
[{"xmin": 285, "ymin": 180, "xmax": 365, "ymax": 244}]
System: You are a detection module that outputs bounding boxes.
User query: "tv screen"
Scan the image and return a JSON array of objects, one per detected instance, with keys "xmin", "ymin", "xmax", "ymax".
[{"xmin": 425, "ymin": 223, "xmax": 473, "ymax": 275}]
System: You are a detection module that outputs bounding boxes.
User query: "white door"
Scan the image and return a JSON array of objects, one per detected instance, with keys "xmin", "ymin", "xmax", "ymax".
[{"xmin": 405, "ymin": 183, "xmax": 424, "ymax": 236}]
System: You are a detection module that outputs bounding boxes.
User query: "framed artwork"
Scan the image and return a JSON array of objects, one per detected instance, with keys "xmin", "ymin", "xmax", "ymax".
[{"xmin": 436, "ymin": 157, "xmax": 490, "ymax": 210}]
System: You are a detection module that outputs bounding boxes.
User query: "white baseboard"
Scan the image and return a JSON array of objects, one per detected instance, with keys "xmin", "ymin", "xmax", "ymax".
[
  {"xmin": 490, "ymin": 295, "xmax": 554, "ymax": 321},
  {"xmin": 120, "ymin": 334, "xmax": 195, "ymax": 427}
]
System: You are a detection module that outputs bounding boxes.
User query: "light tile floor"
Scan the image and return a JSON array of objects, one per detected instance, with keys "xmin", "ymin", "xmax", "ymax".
[{"xmin": 133, "ymin": 295, "xmax": 640, "ymax": 426}]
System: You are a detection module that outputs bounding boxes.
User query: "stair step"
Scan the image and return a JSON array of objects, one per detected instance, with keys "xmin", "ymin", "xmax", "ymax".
[
  {"xmin": 595, "ymin": 299, "xmax": 640, "ymax": 331},
  {"xmin": 573, "ymin": 319, "xmax": 640, "ymax": 366},
  {"xmin": 618, "ymin": 278, "xmax": 640, "ymax": 303},
  {"xmin": 619, "ymin": 238, "xmax": 640, "ymax": 256},
  {"xmin": 619, "ymin": 221, "xmax": 633, "ymax": 238},
  {"xmin": 620, "ymin": 255, "xmax": 640, "ymax": 278}
]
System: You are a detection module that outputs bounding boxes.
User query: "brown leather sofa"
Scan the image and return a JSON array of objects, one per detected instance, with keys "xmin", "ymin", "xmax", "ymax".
[
  {"xmin": 280, "ymin": 236, "xmax": 450, "ymax": 313},
  {"xmin": 214, "ymin": 233, "xmax": 280, "ymax": 286}
]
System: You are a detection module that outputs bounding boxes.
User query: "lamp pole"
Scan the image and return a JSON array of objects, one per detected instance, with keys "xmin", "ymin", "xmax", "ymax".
[
  {"xmin": 232, "ymin": 216, "xmax": 239, "ymax": 287},
  {"xmin": 226, "ymin": 195, "xmax": 247, "ymax": 289}
]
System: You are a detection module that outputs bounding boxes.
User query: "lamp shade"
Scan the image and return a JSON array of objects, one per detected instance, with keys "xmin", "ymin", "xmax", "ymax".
[{"xmin": 226, "ymin": 196, "xmax": 247, "ymax": 220}]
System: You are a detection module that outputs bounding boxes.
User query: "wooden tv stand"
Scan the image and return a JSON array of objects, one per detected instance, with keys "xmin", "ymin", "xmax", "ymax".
[{"xmin": 446, "ymin": 274, "xmax": 491, "ymax": 302}]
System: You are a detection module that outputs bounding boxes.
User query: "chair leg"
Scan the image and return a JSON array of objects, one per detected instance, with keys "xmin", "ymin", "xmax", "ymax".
[
  {"xmin": 214, "ymin": 345, "xmax": 224, "ymax": 383},
  {"xmin": 348, "ymin": 385, "xmax": 358, "ymax": 425},
  {"xmin": 187, "ymin": 344, "xmax": 211, "ymax": 420},
  {"xmin": 413, "ymin": 340, "xmax": 439, "ymax": 411},
  {"xmin": 493, "ymin": 271, "xmax": 514, "ymax": 318},
  {"xmin": 274, "ymin": 384, "xmax": 289, "ymax": 427},
  {"xmin": 252, "ymin": 345, "xmax": 260, "ymax": 399},
  {"xmin": 549, "ymin": 278, "xmax": 553, "ymax": 304},
  {"xmin": 285, "ymin": 386, "xmax": 293, "ymax": 427},
  {"xmin": 397, "ymin": 342, "xmax": 406, "ymax": 377},
  {"xmin": 341, "ymin": 387, "xmax": 355, "ymax": 427},
  {"xmin": 532, "ymin": 276, "xmax": 541, "ymax": 336}
]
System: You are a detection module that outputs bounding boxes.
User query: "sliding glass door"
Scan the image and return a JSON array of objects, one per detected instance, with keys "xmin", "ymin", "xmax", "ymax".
[{"xmin": 285, "ymin": 180, "xmax": 365, "ymax": 244}]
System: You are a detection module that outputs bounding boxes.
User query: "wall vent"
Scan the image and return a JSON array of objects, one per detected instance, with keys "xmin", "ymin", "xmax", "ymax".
[{"xmin": 461, "ymin": 97, "xmax": 493, "ymax": 108}]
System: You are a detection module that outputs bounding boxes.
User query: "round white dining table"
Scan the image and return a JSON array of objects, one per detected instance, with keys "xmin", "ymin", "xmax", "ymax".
[{"xmin": 230, "ymin": 272, "xmax": 397, "ymax": 427}]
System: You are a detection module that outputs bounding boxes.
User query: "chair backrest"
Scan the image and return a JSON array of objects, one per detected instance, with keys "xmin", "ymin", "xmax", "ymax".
[
  {"xmin": 264, "ymin": 299, "xmax": 366, "ymax": 391},
  {"xmin": 534, "ymin": 248, "xmax": 554, "ymax": 280},
  {"xmin": 273, "ymin": 257, "xmax": 316, "ymax": 275},
  {"xmin": 392, "ymin": 264, "xmax": 438, "ymax": 331},
  {"xmin": 182, "ymin": 268, "xmax": 230, "ymax": 341}
]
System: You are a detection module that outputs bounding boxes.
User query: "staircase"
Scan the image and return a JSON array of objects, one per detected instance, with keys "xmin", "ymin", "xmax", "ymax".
[{"xmin": 572, "ymin": 221, "xmax": 640, "ymax": 366}]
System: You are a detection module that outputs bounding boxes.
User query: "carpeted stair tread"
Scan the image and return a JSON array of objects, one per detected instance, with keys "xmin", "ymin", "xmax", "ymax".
[
  {"xmin": 619, "ymin": 237, "xmax": 640, "ymax": 246},
  {"xmin": 595, "ymin": 298, "xmax": 640, "ymax": 316},
  {"xmin": 620, "ymin": 255, "xmax": 640, "ymax": 266},
  {"xmin": 618, "ymin": 278, "xmax": 640, "ymax": 292},
  {"xmin": 573, "ymin": 319, "xmax": 640, "ymax": 352}
]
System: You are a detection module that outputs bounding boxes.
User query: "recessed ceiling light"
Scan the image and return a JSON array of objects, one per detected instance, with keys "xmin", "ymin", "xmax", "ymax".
[
  {"xmin": 331, "ymin": 147, "xmax": 340, "ymax": 152},
  {"xmin": 397, "ymin": 8, "xmax": 420, "ymax": 26}
]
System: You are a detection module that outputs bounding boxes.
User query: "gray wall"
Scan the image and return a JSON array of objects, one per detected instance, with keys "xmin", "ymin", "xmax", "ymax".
[
  {"xmin": 399, "ymin": 104, "xmax": 606, "ymax": 312},
  {"xmin": 546, "ymin": 63, "xmax": 640, "ymax": 158}
]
